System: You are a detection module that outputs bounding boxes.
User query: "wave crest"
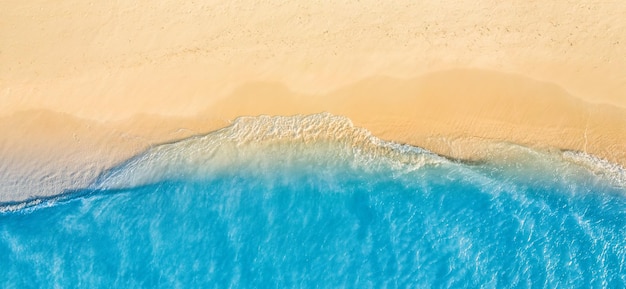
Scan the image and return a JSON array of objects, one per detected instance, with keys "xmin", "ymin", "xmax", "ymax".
[
  {"xmin": 562, "ymin": 151, "xmax": 626, "ymax": 188},
  {"xmin": 92, "ymin": 113, "xmax": 444, "ymax": 190}
]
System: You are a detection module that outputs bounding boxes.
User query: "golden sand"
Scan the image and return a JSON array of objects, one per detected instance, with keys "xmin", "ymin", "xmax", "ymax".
[{"xmin": 1, "ymin": 1, "xmax": 625, "ymax": 201}]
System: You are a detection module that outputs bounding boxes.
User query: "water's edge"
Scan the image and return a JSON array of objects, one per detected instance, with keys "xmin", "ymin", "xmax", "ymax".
[{"xmin": 2, "ymin": 112, "xmax": 624, "ymax": 213}]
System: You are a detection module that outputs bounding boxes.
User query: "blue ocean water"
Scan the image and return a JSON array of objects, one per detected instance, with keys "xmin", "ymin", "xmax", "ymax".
[{"xmin": 1, "ymin": 114, "xmax": 625, "ymax": 288}]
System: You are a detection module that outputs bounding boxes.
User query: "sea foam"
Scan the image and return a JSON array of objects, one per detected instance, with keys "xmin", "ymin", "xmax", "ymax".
[
  {"xmin": 1, "ymin": 113, "xmax": 625, "ymax": 287},
  {"xmin": 92, "ymin": 112, "xmax": 444, "ymax": 190},
  {"xmin": 2, "ymin": 112, "xmax": 625, "ymax": 213}
]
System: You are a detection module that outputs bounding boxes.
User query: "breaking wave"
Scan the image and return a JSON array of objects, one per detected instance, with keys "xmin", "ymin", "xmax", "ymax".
[{"xmin": 91, "ymin": 112, "xmax": 445, "ymax": 190}]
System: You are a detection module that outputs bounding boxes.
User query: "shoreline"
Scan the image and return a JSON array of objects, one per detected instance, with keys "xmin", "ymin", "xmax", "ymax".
[
  {"xmin": 3, "ymin": 1, "xmax": 626, "ymax": 202},
  {"xmin": 1, "ymin": 69, "xmax": 625, "ymax": 202},
  {"xmin": 2, "ymin": 119, "xmax": 625, "ymax": 213}
]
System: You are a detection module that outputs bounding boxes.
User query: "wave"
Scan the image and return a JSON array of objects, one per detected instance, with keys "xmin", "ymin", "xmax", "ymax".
[
  {"xmin": 561, "ymin": 150, "xmax": 626, "ymax": 188},
  {"xmin": 3, "ymin": 114, "xmax": 625, "ymax": 287},
  {"xmin": 90, "ymin": 112, "xmax": 445, "ymax": 190},
  {"xmin": 92, "ymin": 112, "xmax": 626, "ymax": 191},
  {"xmin": 2, "ymin": 112, "xmax": 625, "ymax": 213}
]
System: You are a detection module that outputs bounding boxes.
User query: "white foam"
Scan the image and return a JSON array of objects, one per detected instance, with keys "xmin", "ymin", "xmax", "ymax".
[
  {"xmin": 561, "ymin": 151, "xmax": 626, "ymax": 188},
  {"xmin": 4, "ymin": 113, "xmax": 623, "ymax": 209},
  {"xmin": 92, "ymin": 113, "xmax": 445, "ymax": 190}
]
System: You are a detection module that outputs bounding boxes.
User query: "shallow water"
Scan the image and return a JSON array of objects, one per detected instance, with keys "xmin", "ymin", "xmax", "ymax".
[{"xmin": 1, "ymin": 114, "xmax": 625, "ymax": 288}]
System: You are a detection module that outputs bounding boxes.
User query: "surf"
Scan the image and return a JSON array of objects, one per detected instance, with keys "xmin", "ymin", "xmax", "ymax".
[{"xmin": 1, "ymin": 113, "xmax": 625, "ymax": 288}]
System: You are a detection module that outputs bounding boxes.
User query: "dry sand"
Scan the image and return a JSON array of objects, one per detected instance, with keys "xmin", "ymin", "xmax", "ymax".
[{"xmin": 1, "ymin": 1, "xmax": 625, "ymax": 201}]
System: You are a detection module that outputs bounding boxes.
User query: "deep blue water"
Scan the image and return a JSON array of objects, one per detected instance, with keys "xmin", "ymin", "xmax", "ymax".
[{"xmin": 1, "ymin": 114, "xmax": 625, "ymax": 288}]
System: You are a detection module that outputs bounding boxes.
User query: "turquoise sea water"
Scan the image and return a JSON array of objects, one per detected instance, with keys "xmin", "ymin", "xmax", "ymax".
[{"xmin": 1, "ymin": 114, "xmax": 625, "ymax": 288}]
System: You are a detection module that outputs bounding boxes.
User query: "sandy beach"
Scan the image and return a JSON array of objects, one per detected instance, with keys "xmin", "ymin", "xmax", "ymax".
[{"xmin": 1, "ymin": 1, "xmax": 626, "ymax": 202}]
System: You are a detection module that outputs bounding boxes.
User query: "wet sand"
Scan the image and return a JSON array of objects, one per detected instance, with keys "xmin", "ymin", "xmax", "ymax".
[{"xmin": 2, "ymin": 69, "xmax": 625, "ymax": 202}]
